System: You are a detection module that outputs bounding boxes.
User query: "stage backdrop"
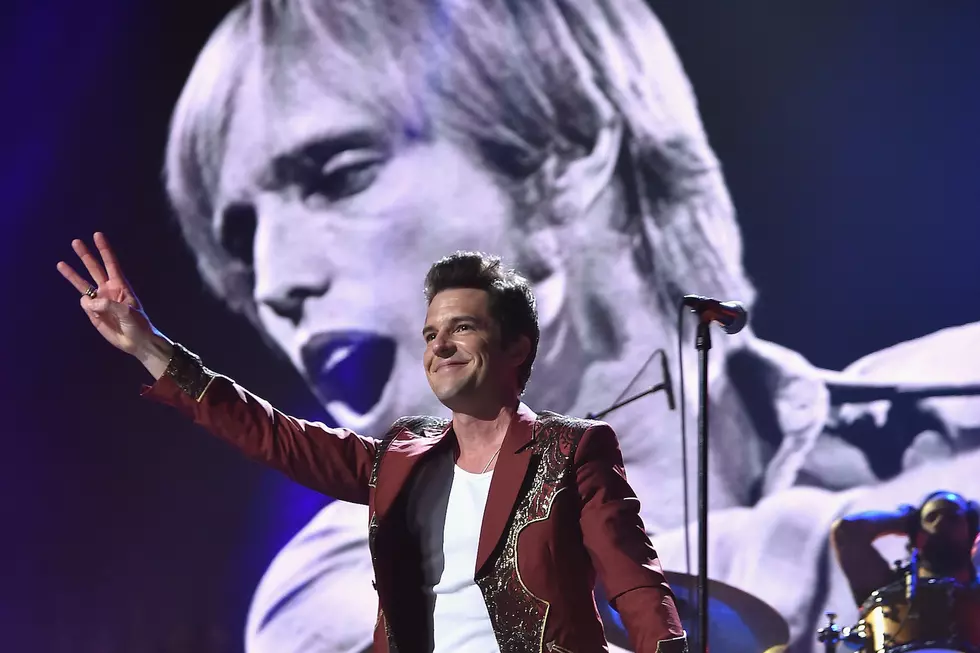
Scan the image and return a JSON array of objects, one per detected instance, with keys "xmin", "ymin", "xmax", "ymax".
[{"xmin": 5, "ymin": 1, "xmax": 980, "ymax": 652}]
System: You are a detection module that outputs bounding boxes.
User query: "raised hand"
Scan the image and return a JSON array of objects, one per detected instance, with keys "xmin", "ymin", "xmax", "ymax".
[
  {"xmin": 57, "ymin": 232, "xmax": 173, "ymax": 378},
  {"xmin": 899, "ymin": 503, "xmax": 920, "ymax": 536}
]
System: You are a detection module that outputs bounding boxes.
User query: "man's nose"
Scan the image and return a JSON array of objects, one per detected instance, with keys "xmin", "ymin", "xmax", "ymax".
[
  {"xmin": 251, "ymin": 207, "xmax": 333, "ymax": 324},
  {"xmin": 431, "ymin": 334, "xmax": 456, "ymax": 357}
]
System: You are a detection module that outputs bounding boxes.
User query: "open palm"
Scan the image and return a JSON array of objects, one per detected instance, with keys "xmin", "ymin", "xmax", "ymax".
[{"xmin": 57, "ymin": 232, "xmax": 158, "ymax": 356}]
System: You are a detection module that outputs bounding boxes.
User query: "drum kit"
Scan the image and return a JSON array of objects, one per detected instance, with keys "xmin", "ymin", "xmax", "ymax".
[
  {"xmin": 817, "ymin": 568, "xmax": 980, "ymax": 653},
  {"xmin": 597, "ymin": 567, "xmax": 980, "ymax": 653}
]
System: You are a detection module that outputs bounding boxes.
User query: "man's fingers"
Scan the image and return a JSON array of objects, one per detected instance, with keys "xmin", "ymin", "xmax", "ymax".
[
  {"xmin": 57, "ymin": 261, "xmax": 95, "ymax": 295},
  {"xmin": 94, "ymin": 232, "xmax": 125, "ymax": 281},
  {"xmin": 80, "ymin": 295, "xmax": 100, "ymax": 313},
  {"xmin": 80, "ymin": 295, "xmax": 115, "ymax": 314},
  {"xmin": 72, "ymin": 239, "xmax": 109, "ymax": 285}
]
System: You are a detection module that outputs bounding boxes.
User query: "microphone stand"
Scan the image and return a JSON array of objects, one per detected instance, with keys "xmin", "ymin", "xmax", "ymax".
[
  {"xmin": 680, "ymin": 294, "xmax": 747, "ymax": 653},
  {"xmin": 586, "ymin": 381, "xmax": 672, "ymax": 420},
  {"xmin": 907, "ymin": 546, "xmax": 919, "ymax": 603},
  {"xmin": 694, "ymin": 318, "xmax": 711, "ymax": 653}
]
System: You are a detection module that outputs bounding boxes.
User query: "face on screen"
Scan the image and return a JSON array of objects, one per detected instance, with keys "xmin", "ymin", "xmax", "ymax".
[{"xmin": 214, "ymin": 62, "xmax": 524, "ymax": 435}]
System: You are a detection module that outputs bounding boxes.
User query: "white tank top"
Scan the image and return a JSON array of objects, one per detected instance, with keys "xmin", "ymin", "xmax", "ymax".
[{"xmin": 409, "ymin": 450, "xmax": 500, "ymax": 652}]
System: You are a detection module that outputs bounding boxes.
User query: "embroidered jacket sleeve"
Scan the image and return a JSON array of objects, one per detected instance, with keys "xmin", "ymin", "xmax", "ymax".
[
  {"xmin": 140, "ymin": 342, "xmax": 378, "ymax": 505},
  {"xmin": 575, "ymin": 423, "xmax": 687, "ymax": 652}
]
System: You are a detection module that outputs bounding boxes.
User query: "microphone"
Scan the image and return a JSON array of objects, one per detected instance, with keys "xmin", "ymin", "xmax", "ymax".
[
  {"xmin": 683, "ymin": 295, "xmax": 749, "ymax": 335},
  {"xmin": 659, "ymin": 350, "xmax": 677, "ymax": 411}
]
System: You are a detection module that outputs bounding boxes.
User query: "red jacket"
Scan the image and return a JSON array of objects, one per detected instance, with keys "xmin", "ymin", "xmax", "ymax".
[{"xmin": 144, "ymin": 344, "xmax": 687, "ymax": 653}]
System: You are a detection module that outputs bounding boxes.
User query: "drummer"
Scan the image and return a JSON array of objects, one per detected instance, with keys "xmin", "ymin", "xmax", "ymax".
[{"xmin": 831, "ymin": 490, "xmax": 980, "ymax": 606}]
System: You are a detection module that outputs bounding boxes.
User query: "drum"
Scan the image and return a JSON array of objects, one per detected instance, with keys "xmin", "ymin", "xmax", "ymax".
[{"xmin": 855, "ymin": 576, "xmax": 979, "ymax": 653}]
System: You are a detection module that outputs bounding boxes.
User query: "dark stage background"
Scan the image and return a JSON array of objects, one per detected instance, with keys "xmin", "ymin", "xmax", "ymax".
[{"xmin": 4, "ymin": 1, "xmax": 980, "ymax": 651}]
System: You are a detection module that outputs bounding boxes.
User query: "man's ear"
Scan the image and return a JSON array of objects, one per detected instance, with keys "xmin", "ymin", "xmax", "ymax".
[
  {"xmin": 514, "ymin": 228, "xmax": 565, "ymax": 330},
  {"xmin": 506, "ymin": 334, "xmax": 532, "ymax": 369},
  {"xmin": 512, "ymin": 109, "xmax": 624, "ymax": 359},
  {"xmin": 514, "ymin": 98, "xmax": 622, "ymax": 271},
  {"xmin": 549, "ymin": 114, "xmax": 623, "ymax": 225},
  {"xmin": 516, "ymin": 90, "xmax": 623, "ymax": 234}
]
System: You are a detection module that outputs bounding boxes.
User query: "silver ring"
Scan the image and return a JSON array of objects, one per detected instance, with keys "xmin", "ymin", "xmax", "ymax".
[{"xmin": 84, "ymin": 286, "xmax": 98, "ymax": 299}]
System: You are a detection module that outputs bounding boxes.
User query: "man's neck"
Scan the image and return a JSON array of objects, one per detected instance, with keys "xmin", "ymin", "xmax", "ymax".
[
  {"xmin": 920, "ymin": 558, "xmax": 975, "ymax": 583},
  {"xmin": 452, "ymin": 401, "xmax": 518, "ymax": 459}
]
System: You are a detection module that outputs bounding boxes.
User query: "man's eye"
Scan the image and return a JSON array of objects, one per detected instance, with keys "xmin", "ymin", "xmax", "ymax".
[
  {"xmin": 217, "ymin": 202, "xmax": 258, "ymax": 266},
  {"xmin": 301, "ymin": 152, "xmax": 384, "ymax": 206}
]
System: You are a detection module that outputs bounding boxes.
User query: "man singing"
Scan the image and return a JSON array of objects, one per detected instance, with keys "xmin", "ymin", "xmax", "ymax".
[{"xmin": 57, "ymin": 234, "xmax": 686, "ymax": 652}]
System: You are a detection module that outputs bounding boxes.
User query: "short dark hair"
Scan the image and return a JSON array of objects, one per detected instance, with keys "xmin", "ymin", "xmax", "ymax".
[{"xmin": 424, "ymin": 252, "xmax": 539, "ymax": 393}]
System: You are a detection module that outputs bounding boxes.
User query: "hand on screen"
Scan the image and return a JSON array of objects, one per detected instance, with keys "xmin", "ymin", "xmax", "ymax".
[{"xmin": 57, "ymin": 232, "xmax": 172, "ymax": 375}]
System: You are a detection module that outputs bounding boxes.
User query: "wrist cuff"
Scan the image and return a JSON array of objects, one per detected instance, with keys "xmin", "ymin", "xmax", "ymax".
[
  {"xmin": 164, "ymin": 343, "xmax": 216, "ymax": 402},
  {"xmin": 657, "ymin": 633, "xmax": 689, "ymax": 653}
]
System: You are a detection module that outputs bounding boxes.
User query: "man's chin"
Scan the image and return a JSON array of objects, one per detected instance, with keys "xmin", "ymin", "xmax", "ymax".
[
  {"xmin": 431, "ymin": 384, "xmax": 479, "ymax": 413},
  {"xmin": 432, "ymin": 390, "xmax": 463, "ymax": 411}
]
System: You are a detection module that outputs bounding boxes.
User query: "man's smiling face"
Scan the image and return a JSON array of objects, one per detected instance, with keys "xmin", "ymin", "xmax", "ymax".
[{"xmin": 423, "ymin": 288, "xmax": 522, "ymax": 412}]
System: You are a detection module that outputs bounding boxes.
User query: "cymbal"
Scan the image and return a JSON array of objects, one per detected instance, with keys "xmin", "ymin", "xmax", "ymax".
[{"xmin": 596, "ymin": 571, "xmax": 790, "ymax": 653}]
